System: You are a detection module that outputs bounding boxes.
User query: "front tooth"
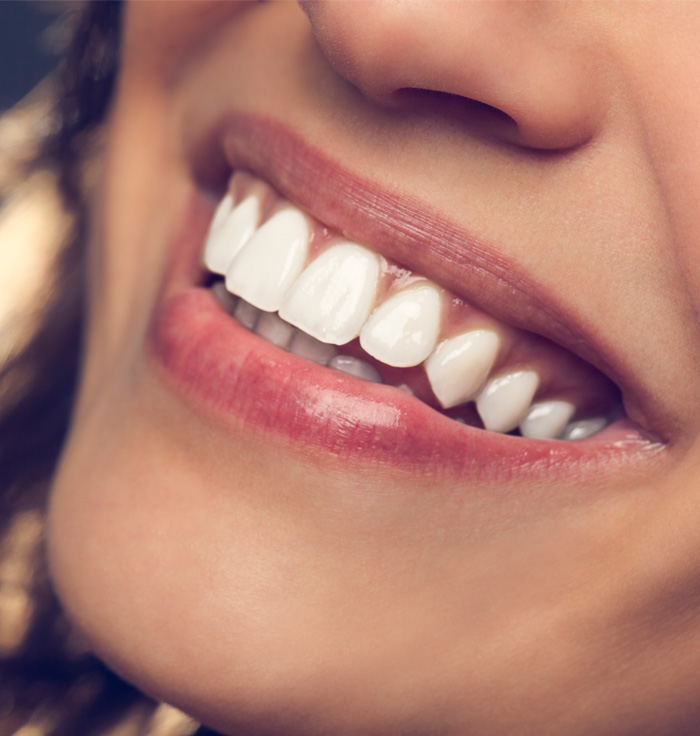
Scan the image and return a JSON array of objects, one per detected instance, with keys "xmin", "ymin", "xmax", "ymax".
[
  {"xmin": 254, "ymin": 312, "xmax": 295, "ymax": 349},
  {"xmin": 475, "ymin": 370, "xmax": 539, "ymax": 433},
  {"xmin": 225, "ymin": 206, "xmax": 310, "ymax": 312},
  {"xmin": 560, "ymin": 417, "xmax": 607, "ymax": 441},
  {"xmin": 289, "ymin": 331, "xmax": 338, "ymax": 365},
  {"xmin": 204, "ymin": 182, "xmax": 266, "ymax": 275},
  {"xmin": 424, "ymin": 330, "xmax": 501, "ymax": 409},
  {"xmin": 519, "ymin": 400, "xmax": 576, "ymax": 440},
  {"xmin": 359, "ymin": 282, "xmax": 442, "ymax": 368},
  {"xmin": 328, "ymin": 355, "xmax": 383, "ymax": 383},
  {"xmin": 279, "ymin": 243, "xmax": 380, "ymax": 345}
]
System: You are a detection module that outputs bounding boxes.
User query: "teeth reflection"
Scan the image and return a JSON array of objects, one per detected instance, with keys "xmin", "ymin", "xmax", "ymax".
[
  {"xmin": 255, "ymin": 312, "xmax": 295, "ymax": 350},
  {"xmin": 560, "ymin": 417, "xmax": 608, "ymax": 441},
  {"xmin": 328, "ymin": 355, "xmax": 383, "ymax": 384},
  {"xmin": 289, "ymin": 331, "xmax": 338, "ymax": 365}
]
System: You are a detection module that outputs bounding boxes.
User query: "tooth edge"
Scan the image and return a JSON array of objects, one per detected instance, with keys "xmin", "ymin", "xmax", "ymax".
[
  {"xmin": 476, "ymin": 370, "xmax": 540, "ymax": 433},
  {"xmin": 425, "ymin": 329, "xmax": 501, "ymax": 409},
  {"xmin": 359, "ymin": 282, "xmax": 442, "ymax": 368}
]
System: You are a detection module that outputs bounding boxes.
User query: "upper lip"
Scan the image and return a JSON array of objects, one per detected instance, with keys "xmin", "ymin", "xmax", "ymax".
[{"xmin": 189, "ymin": 113, "xmax": 667, "ymax": 443}]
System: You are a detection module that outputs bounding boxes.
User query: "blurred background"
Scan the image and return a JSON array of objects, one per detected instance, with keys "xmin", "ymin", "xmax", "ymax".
[
  {"xmin": 0, "ymin": 1, "xmax": 74, "ymax": 363},
  {"xmin": 0, "ymin": 1, "xmax": 64, "ymax": 111}
]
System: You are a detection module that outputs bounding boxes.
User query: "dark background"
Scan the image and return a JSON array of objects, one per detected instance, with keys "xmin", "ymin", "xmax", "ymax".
[{"xmin": 0, "ymin": 1, "xmax": 62, "ymax": 111}]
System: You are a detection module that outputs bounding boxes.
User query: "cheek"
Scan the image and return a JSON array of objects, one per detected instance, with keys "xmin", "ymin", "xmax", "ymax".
[{"xmin": 122, "ymin": 2, "xmax": 250, "ymax": 85}]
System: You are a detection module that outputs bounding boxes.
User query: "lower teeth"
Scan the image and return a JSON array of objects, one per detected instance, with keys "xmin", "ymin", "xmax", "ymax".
[
  {"xmin": 211, "ymin": 282, "xmax": 611, "ymax": 440},
  {"xmin": 559, "ymin": 417, "xmax": 608, "ymax": 441},
  {"xmin": 328, "ymin": 355, "xmax": 382, "ymax": 384}
]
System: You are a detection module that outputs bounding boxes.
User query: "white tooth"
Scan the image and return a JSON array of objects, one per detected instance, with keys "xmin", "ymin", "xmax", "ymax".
[
  {"xmin": 234, "ymin": 299, "xmax": 261, "ymax": 330},
  {"xmin": 209, "ymin": 193, "xmax": 233, "ymax": 233},
  {"xmin": 359, "ymin": 282, "xmax": 442, "ymax": 368},
  {"xmin": 560, "ymin": 417, "xmax": 607, "ymax": 441},
  {"xmin": 424, "ymin": 330, "xmax": 501, "ymax": 409},
  {"xmin": 225, "ymin": 206, "xmax": 310, "ymax": 312},
  {"xmin": 519, "ymin": 400, "xmax": 576, "ymax": 440},
  {"xmin": 211, "ymin": 281, "xmax": 238, "ymax": 315},
  {"xmin": 475, "ymin": 370, "xmax": 539, "ymax": 433},
  {"xmin": 279, "ymin": 243, "xmax": 380, "ymax": 345},
  {"xmin": 254, "ymin": 311, "xmax": 295, "ymax": 349},
  {"xmin": 289, "ymin": 331, "xmax": 338, "ymax": 365},
  {"xmin": 328, "ymin": 355, "xmax": 382, "ymax": 383},
  {"xmin": 204, "ymin": 185, "xmax": 265, "ymax": 275}
]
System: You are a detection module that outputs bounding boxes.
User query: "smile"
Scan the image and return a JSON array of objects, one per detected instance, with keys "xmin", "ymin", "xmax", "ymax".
[
  {"xmin": 149, "ymin": 116, "xmax": 664, "ymax": 480},
  {"xmin": 203, "ymin": 170, "xmax": 620, "ymax": 441}
]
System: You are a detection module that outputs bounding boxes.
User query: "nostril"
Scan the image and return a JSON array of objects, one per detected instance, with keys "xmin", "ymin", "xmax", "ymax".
[
  {"xmin": 390, "ymin": 88, "xmax": 593, "ymax": 153},
  {"xmin": 392, "ymin": 88, "xmax": 519, "ymax": 143},
  {"xmin": 301, "ymin": 2, "xmax": 604, "ymax": 153}
]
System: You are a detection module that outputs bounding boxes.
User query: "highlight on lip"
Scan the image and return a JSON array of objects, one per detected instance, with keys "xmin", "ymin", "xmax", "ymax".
[{"xmin": 200, "ymin": 169, "xmax": 623, "ymax": 441}]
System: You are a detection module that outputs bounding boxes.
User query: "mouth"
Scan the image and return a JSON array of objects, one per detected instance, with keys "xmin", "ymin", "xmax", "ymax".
[
  {"xmin": 150, "ymin": 115, "xmax": 665, "ymax": 480},
  {"xmin": 203, "ymin": 168, "xmax": 621, "ymax": 441}
]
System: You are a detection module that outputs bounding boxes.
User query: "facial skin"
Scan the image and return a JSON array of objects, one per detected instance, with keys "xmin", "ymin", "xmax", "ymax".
[{"xmin": 48, "ymin": 2, "xmax": 700, "ymax": 734}]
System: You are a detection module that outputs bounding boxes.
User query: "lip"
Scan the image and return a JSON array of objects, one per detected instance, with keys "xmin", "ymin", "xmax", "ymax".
[
  {"xmin": 189, "ymin": 115, "xmax": 671, "ymax": 442},
  {"xmin": 149, "ymin": 113, "xmax": 665, "ymax": 481}
]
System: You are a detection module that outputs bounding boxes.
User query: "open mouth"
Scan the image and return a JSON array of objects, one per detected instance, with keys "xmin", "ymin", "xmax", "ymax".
[
  {"xmin": 149, "ymin": 115, "xmax": 666, "ymax": 479},
  {"xmin": 202, "ymin": 169, "xmax": 621, "ymax": 441}
]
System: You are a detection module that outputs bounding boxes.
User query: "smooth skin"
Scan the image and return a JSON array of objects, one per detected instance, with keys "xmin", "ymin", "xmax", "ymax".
[{"xmin": 49, "ymin": 3, "xmax": 700, "ymax": 735}]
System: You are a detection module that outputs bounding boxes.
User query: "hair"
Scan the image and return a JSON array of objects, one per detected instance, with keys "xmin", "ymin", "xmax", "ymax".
[{"xmin": 0, "ymin": 3, "xmax": 217, "ymax": 734}]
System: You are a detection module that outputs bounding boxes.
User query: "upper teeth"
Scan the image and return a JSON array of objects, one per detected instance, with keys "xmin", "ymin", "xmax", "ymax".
[
  {"xmin": 279, "ymin": 242, "xmax": 381, "ymax": 345},
  {"xmin": 225, "ymin": 205, "xmax": 311, "ymax": 313},
  {"xmin": 203, "ymin": 170, "xmax": 612, "ymax": 440}
]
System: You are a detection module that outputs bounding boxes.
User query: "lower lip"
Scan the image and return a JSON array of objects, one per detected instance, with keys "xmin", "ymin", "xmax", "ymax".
[{"xmin": 149, "ymin": 200, "xmax": 660, "ymax": 484}]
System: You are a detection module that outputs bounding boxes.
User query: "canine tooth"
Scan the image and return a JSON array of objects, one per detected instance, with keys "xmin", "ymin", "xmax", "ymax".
[
  {"xmin": 204, "ymin": 186, "xmax": 265, "ymax": 275},
  {"xmin": 289, "ymin": 331, "xmax": 338, "ymax": 365},
  {"xmin": 254, "ymin": 312, "xmax": 295, "ymax": 349},
  {"xmin": 279, "ymin": 243, "xmax": 380, "ymax": 345},
  {"xmin": 234, "ymin": 299, "xmax": 261, "ymax": 330},
  {"xmin": 424, "ymin": 330, "xmax": 501, "ymax": 409},
  {"xmin": 225, "ymin": 206, "xmax": 310, "ymax": 312},
  {"xmin": 519, "ymin": 400, "xmax": 576, "ymax": 440},
  {"xmin": 476, "ymin": 370, "xmax": 539, "ymax": 433},
  {"xmin": 560, "ymin": 417, "xmax": 607, "ymax": 441},
  {"xmin": 359, "ymin": 282, "xmax": 442, "ymax": 368},
  {"xmin": 328, "ymin": 355, "xmax": 383, "ymax": 383}
]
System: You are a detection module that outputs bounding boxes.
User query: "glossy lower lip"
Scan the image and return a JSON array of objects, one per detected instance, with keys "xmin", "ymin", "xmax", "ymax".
[{"xmin": 150, "ymin": 285, "xmax": 660, "ymax": 481}]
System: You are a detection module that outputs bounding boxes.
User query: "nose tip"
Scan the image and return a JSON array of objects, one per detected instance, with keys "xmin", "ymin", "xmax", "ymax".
[{"xmin": 300, "ymin": 0, "xmax": 606, "ymax": 151}]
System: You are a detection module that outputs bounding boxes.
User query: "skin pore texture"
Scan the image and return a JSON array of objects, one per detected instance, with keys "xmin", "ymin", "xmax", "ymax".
[{"xmin": 48, "ymin": 2, "xmax": 700, "ymax": 735}]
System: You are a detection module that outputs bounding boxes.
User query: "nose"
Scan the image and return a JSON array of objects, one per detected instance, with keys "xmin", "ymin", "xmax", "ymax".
[{"xmin": 300, "ymin": 0, "xmax": 606, "ymax": 151}]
